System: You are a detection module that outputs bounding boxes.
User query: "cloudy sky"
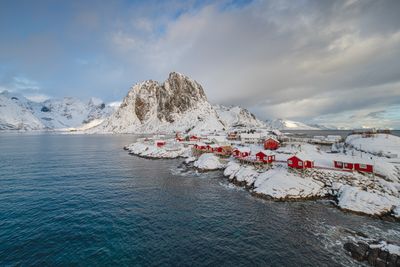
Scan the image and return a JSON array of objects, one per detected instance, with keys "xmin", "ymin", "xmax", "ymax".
[{"xmin": 1, "ymin": 0, "xmax": 399, "ymax": 129}]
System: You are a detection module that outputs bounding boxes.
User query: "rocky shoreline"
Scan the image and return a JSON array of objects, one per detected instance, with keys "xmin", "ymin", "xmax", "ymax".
[
  {"xmin": 124, "ymin": 141, "xmax": 400, "ymax": 265},
  {"xmin": 124, "ymin": 141, "xmax": 400, "ymax": 220},
  {"xmin": 344, "ymin": 240, "xmax": 400, "ymax": 266}
]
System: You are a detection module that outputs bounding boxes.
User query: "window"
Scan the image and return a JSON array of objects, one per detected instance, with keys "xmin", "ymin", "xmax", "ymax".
[
  {"xmin": 288, "ymin": 160, "xmax": 292, "ymax": 164},
  {"xmin": 336, "ymin": 161, "xmax": 343, "ymax": 168},
  {"xmin": 359, "ymin": 164, "xmax": 367, "ymax": 169},
  {"xmin": 298, "ymin": 162, "xmax": 303, "ymax": 166}
]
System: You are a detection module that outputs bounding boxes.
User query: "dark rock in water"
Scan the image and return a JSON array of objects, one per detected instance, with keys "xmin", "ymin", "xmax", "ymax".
[
  {"xmin": 387, "ymin": 254, "xmax": 398, "ymax": 267},
  {"xmin": 368, "ymin": 247, "xmax": 379, "ymax": 266},
  {"xmin": 344, "ymin": 242, "xmax": 368, "ymax": 261},
  {"xmin": 379, "ymin": 250, "xmax": 389, "ymax": 263},
  {"xmin": 345, "ymin": 240, "xmax": 400, "ymax": 267}
]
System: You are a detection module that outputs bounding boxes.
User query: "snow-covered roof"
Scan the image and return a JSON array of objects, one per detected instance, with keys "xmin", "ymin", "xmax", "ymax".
[
  {"xmin": 207, "ymin": 135, "xmax": 227, "ymax": 141},
  {"xmin": 195, "ymin": 142, "xmax": 207, "ymax": 147},
  {"xmin": 290, "ymin": 152, "xmax": 314, "ymax": 161},
  {"xmin": 265, "ymin": 137, "xmax": 279, "ymax": 143},
  {"xmin": 256, "ymin": 150, "xmax": 276, "ymax": 156},
  {"xmin": 209, "ymin": 144, "xmax": 220, "ymax": 148},
  {"xmin": 234, "ymin": 147, "xmax": 251, "ymax": 153},
  {"xmin": 332, "ymin": 154, "xmax": 374, "ymax": 165},
  {"xmin": 240, "ymin": 133, "xmax": 261, "ymax": 139}
]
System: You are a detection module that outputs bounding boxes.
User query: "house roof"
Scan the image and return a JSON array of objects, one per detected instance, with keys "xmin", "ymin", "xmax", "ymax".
[
  {"xmin": 195, "ymin": 142, "xmax": 207, "ymax": 147},
  {"xmin": 240, "ymin": 133, "xmax": 261, "ymax": 139},
  {"xmin": 256, "ymin": 150, "xmax": 276, "ymax": 156},
  {"xmin": 265, "ymin": 137, "xmax": 279, "ymax": 143},
  {"xmin": 288, "ymin": 153, "xmax": 314, "ymax": 162},
  {"xmin": 234, "ymin": 147, "xmax": 251, "ymax": 153}
]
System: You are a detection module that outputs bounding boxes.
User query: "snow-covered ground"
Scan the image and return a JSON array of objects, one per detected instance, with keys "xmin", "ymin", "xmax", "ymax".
[
  {"xmin": 193, "ymin": 153, "xmax": 226, "ymax": 170},
  {"xmin": 125, "ymin": 140, "xmax": 190, "ymax": 159},
  {"xmin": 337, "ymin": 185, "xmax": 400, "ymax": 216},
  {"xmin": 346, "ymin": 133, "xmax": 400, "ymax": 158},
  {"xmin": 253, "ymin": 168, "xmax": 326, "ymax": 199}
]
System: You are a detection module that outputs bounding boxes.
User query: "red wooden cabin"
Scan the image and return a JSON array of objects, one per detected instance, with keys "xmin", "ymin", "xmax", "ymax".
[
  {"xmin": 155, "ymin": 140, "xmax": 166, "ymax": 147},
  {"xmin": 354, "ymin": 163, "xmax": 373, "ymax": 173},
  {"xmin": 334, "ymin": 160, "xmax": 354, "ymax": 170},
  {"xmin": 194, "ymin": 143, "xmax": 207, "ymax": 151},
  {"xmin": 189, "ymin": 135, "xmax": 200, "ymax": 142},
  {"xmin": 287, "ymin": 155, "xmax": 314, "ymax": 169},
  {"xmin": 256, "ymin": 151, "xmax": 276, "ymax": 163},
  {"xmin": 233, "ymin": 148, "xmax": 250, "ymax": 158},
  {"xmin": 264, "ymin": 138, "xmax": 280, "ymax": 150}
]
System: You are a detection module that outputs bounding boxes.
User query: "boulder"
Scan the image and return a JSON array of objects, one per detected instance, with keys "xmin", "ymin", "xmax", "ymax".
[{"xmin": 344, "ymin": 242, "xmax": 368, "ymax": 261}]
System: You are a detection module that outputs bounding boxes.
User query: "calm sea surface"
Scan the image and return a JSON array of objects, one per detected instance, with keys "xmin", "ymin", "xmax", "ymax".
[{"xmin": 0, "ymin": 134, "xmax": 399, "ymax": 266}]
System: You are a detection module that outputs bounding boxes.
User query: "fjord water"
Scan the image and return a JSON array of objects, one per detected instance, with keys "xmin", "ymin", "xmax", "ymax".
[{"xmin": 0, "ymin": 134, "xmax": 399, "ymax": 266}]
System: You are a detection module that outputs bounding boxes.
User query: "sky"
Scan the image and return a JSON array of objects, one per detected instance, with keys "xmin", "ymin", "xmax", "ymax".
[{"xmin": 0, "ymin": 0, "xmax": 400, "ymax": 129}]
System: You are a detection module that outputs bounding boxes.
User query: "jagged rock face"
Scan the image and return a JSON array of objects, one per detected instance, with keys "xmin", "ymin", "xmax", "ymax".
[
  {"xmin": 127, "ymin": 72, "xmax": 207, "ymax": 124},
  {"xmin": 97, "ymin": 72, "xmax": 224, "ymax": 134}
]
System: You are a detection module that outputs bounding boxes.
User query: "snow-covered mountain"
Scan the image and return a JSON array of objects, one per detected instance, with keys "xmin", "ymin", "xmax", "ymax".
[
  {"xmin": 265, "ymin": 119, "xmax": 324, "ymax": 130},
  {"xmin": 214, "ymin": 105, "xmax": 265, "ymax": 128},
  {"xmin": 0, "ymin": 91, "xmax": 114, "ymax": 131},
  {"xmin": 0, "ymin": 93, "xmax": 44, "ymax": 130},
  {"xmin": 94, "ymin": 72, "xmax": 226, "ymax": 134}
]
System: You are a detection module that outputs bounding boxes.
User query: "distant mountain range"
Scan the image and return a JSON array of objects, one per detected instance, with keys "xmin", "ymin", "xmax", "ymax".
[
  {"xmin": 265, "ymin": 119, "xmax": 338, "ymax": 130},
  {"xmin": 0, "ymin": 91, "xmax": 115, "ymax": 131},
  {"xmin": 0, "ymin": 72, "xmax": 266, "ymax": 133}
]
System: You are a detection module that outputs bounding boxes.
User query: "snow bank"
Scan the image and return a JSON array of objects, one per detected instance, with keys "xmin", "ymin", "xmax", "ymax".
[
  {"xmin": 126, "ymin": 141, "xmax": 189, "ymax": 159},
  {"xmin": 193, "ymin": 153, "xmax": 225, "ymax": 170},
  {"xmin": 337, "ymin": 185, "xmax": 399, "ymax": 216},
  {"xmin": 253, "ymin": 168, "xmax": 325, "ymax": 199},
  {"xmin": 233, "ymin": 166, "xmax": 259, "ymax": 185},
  {"xmin": 223, "ymin": 161, "xmax": 241, "ymax": 178}
]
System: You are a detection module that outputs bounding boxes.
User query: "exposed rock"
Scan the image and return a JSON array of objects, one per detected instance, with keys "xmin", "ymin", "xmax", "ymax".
[
  {"xmin": 95, "ymin": 72, "xmax": 225, "ymax": 134},
  {"xmin": 344, "ymin": 240, "xmax": 400, "ymax": 267},
  {"xmin": 344, "ymin": 242, "xmax": 368, "ymax": 261}
]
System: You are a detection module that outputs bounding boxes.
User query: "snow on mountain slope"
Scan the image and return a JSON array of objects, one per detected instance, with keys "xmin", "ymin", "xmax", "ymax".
[
  {"xmin": 266, "ymin": 119, "xmax": 321, "ymax": 130},
  {"xmin": 0, "ymin": 91, "xmax": 114, "ymax": 130},
  {"xmin": 214, "ymin": 105, "xmax": 266, "ymax": 128},
  {"xmin": 94, "ymin": 72, "xmax": 226, "ymax": 134},
  {"xmin": 0, "ymin": 94, "xmax": 44, "ymax": 130},
  {"xmin": 37, "ymin": 97, "xmax": 114, "ymax": 129}
]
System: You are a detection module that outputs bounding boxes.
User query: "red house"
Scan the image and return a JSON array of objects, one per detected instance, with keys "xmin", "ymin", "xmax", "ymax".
[
  {"xmin": 233, "ymin": 147, "xmax": 251, "ymax": 158},
  {"xmin": 354, "ymin": 163, "xmax": 374, "ymax": 173},
  {"xmin": 256, "ymin": 151, "xmax": 276, "ymax": 163},
  {"xmin": 264, "ymin": 138, "xmax": 280, "ymax": 150},
  {"xmin": 334, "ymin": 160, "xmax": 354, "ymax": 170},
  {"xmin": 155, "ymin": 140, "xmax": 166, "ymax": 147},
  {"xmin": 334, "ymin": 159, "xmax": 372, "ymax": 172},
  {"xmin": 189, "ymin": 135, "xmax": 200, "ymax": 142},
  {"xmin": 175, "ymin": 132, "xmax": 184, "ymax": 142},
  {"xmin": 287, "ymin": 155, "xmax": 314, "ymax": 169},
  {"xmin": 208, "ymin": 144, "xmax": 220, "ymax": 152},
  {"xmin": 194, "ymin": 143, "xmax": 207, "ymax": 151}
]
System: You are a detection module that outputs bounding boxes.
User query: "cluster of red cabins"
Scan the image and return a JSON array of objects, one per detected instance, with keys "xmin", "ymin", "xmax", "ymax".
[
  {"xmin": 193, "ymin": 137, "xmax": 280, "ymax": 164},
  {"xmin": 333, "ymin": 160, "xmax": 374, "ymax": 173},
  {"xmin": 183, "ymin": 135, "xmax": 374, "ymax": 174}
]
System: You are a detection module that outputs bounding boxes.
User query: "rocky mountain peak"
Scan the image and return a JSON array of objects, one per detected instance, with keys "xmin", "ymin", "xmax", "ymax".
[{"xmin": 120, "ymin": 72, "xmax": 208, "ymax": 124}]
